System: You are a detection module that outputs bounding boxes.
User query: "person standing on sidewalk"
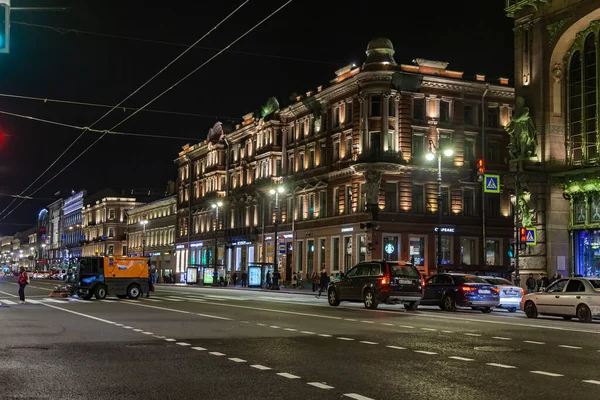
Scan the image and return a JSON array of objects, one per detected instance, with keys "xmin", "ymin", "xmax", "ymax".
[
  {"xmin": 310, "ymin": 271, "xmax": 318, "ymax": 292},
  {"xmin": 17, "ymin": 266, "xmax": 29, "ymax": 304},
  {"xmin": 315, "ymin": 268, "xmax": 329, "ymax": 298},
  {"xmin": 525, "ymin": 273, "xmax": 536, "ymax": 294}
]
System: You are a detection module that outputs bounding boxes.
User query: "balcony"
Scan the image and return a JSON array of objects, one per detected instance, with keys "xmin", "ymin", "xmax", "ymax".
[{"xmin": 356, "ymin": 150, "xmax": 406, "ymax": 165}]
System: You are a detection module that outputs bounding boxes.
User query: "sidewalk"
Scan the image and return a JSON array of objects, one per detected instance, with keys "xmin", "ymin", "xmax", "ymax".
[{"xmin": 156, "ymin": 283, "xmax": 319, "ymax": 296}]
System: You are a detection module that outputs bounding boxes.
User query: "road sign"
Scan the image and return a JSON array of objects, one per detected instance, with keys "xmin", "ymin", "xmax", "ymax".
[
  {"xmin": 484, "ymin": 174, "xmax": 500, "ymax": 193},
  {"xmin": 525, "ymin": 227, "xmax": 536, "ymax": 246}
]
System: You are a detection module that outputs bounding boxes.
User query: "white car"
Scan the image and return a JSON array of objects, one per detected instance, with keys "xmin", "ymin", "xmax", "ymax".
[
  {"xmin": 480, "ymin": 276, "xmax": 523, "ymax": 313},
  {"xmin": 520, "ymin": 277, "xmax": 600, "ymax": 322}
]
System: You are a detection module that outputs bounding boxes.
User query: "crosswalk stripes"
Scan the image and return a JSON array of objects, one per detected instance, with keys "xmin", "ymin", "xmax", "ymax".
[{"xmin": 0, "ymin": 299, "xmax": 17, "ymax": 305}]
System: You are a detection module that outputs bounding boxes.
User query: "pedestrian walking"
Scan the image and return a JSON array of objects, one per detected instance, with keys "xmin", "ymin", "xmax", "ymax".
[
  {"xmin": 315, "ymin": 268, "xmax": 329, "ymax": 298},
  {"xmin": 241, "ymin": 270, "xmax": 248, "ymax": 287},
  {"xmin": 17, "ymin": 266, "xmax": 29, "ymax": 304},
  {"xmin": 232, "ymin": 272, "xmax": 238, "ymax": 286},
  {"xmin": 311, "ymin": 271, "xmax": 318, "ymax": 292},
  {"xmin": 292, "ymin": 272, "xmax": 298, "ymax": 289},
  {"xmin": 526, "ymin": 273, "xmax": 536, "ymax": 294}
]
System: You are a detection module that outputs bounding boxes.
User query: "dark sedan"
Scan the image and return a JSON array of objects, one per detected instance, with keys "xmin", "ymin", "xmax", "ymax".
[{"xmin": 420, "ymin": 273, "xmax": 500, "ymax": 313}]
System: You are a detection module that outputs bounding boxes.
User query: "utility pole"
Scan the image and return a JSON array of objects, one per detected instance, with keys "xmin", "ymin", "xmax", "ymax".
[{"xmin": 514, "ymin": 163, "xmax": 521, "ymax": 288}]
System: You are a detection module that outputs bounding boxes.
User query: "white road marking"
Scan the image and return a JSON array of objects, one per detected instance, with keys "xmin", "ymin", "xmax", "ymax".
[
  {"xmin": 361, "ymin": 320, "xmax": 375, "ymax": 324},
  {"xmin": 530, "ymin": 371, "xmax": 563, "ymax": 377},
  {"xmin": 492, "ymin": 336, "xmax": 512, "ymax": 341},
  {"xmin": 344, "ymin": 393, "xmax": 375, "ymax": 400},
  {"xmin": 337, "ymin": 337, "xmax": 355, "ymax": 341},
  {"xmin": 344, "ymin": 318, "xmax": 358, "ymax": 321},
  {"xmin": 277, "ymin": 372, "xmax": 300, "ymax": 379},
  {"xmin": 44, "ymin": 298, "xmax": 68, "ymax": 304},
  {"xmin": 414, "ymin": 350, "xmax": 437, "ymax": 355},
  {"xmin": 193, "ymin": 301, "xmax": 344, "ymax": 320},
  {"xmin": 142, "ymin": 298, "xmax": 162, "ymax": 302},
  {"xmin": 164, "ymin": 338, "xmax": 176, "ymax": 342},
  {"xmin": 257, "ymin": 323, "xmax": 266, "ymax": 326},
  {"xmin": 133, "ymin": 329, "xmax": 143, "ymax": 332},
  {"xmin": 250, "ymin": 364, "xmax": 272, "ymax": 370},
  {"xmin": 228, "ymin": 358, "xmax": 246, "ymax": 363},
  {"xmin": 153, "ymin": 335, "xmax": 166, "ymax": 339},
  {"xmin": 486, "ymin": 363, "xmax": 517, "ymax": 369},
  {"xmin": 449, "ymin": 356, "xmax": 475, "ymax": 362},
  {"xmin": 441, "ymin": 330, "xmax": 454, "ymax": 333},
  {"xmin": 381, "ymin": 323, "xmax": 394, "ymax": 326},
  {"xmin": 123, "ymin": 326, "xmax": 133, "ymax": 329},
  {"xmin": 300, "ymin": 331, "xmax": 316, "ymax": 335},
  {"xmin": 176, "ymin": 342, "xmax": 191, "ymax": 346},
  {"xmin": 421, "ymin": 328, "xmax": 437, "ymax": 331},
  {"xmin": 283, "ymin": 328, "xmax": 298, "ymax": 332},
  {"xmin": 359, "ymin": 341, "xmax": 378, "ymax": 345},
  {"xmin": 114, "ymin": 324, "xmax": 123, "ymax": 327},
  {"xmin": 142, "ymin": 332, "xmax": 153, "ymax": 335},
  {"xmin": 27, "ymin": 299, "xmax": 42, "ymax": 304},
  {"xmin": 307, "ymin": 382, "xmax": 334, "ymax": 390},
  {"xmin": 399, "ymin": 325, "xmax": 415, "ymax": 329},
  {"xmin": 162, "ymin": 298, "xmax": 184, "ymax": 302},
  {"xmin": 583, "ymin": 380, "xmax": 600, "ymax": 385},
  {"xmin": 269, "ymin": 325, "xmax": 280, "ymax": 329},
  {"xmin": 240, "ymin": 321, "xmax": 250, "ymax": 324},
  {"xmin": 191, "ymin": 347, "xmax": 206, "ymax": 351},
  {"xmin": 386, "ymin": 346, "xmax": 406, "ymax": 350},
  {"xmin": 558, "ymin": 345, "xmax": 582, "ymax": 349},
  {"xmin": 464, "ymin": 333, "xmax": 482, "ymax": 337},
  {"xmin": 209, "ymin": 352, "xmax": 225, "ymax": 356},
  {"xmin": 318, "ymin": 334, "xmax": 332, "ymax": 337},
  {"xmin": 524, "ymin": 340, "xmax": 545, "ymax": 345},
  {"xmin": 0, "ymin": 299, "xmax": 17, "ymax": 305}
]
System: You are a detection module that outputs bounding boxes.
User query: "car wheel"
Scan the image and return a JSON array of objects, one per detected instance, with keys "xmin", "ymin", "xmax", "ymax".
[
  {"xmin": 404, "ymin": 301, "xmax": 419, "ymax": 311},
  {"xmin": 328, "ymin": 289, "xmax": 340, "ymax": 307},
  {"xmin": 94, "ymin": 285, "xmax": 107, "ymax": 300},
  {"xmin": 508, "ymin": 307, "xmax": 518, "ymax": 313},
  {"xmin": 576, "ymin": 304, "xmax": 592, "ymax": 323},
  {"xmin": 442, "ymin": 294, "xmax": 456, "ymax": 312},
  {"xmin": 480, "ymin": 307, "xmax": 493, "ymax": 314},
  {"xmin": 363, "ymin": 289, "xmax": 378, "ymax": 309},
  {"xmin": 524, "ymin": 300, "xmax": 538, "ymax": 318},
  {"xmin": 127, "ymin": 284, "xmax": 141, "ymax": 300}
]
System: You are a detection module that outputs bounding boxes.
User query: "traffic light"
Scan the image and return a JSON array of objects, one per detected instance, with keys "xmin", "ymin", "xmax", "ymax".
[
  {"xmin": 520, "ymin": 227, "xmax": 527, "ymax": 243},
  {"xmin": 477, "ymin": 159, "xmax": 485, "ymax": 175},
  {"xmin": 508, "ymin": 243, "xmax": 514, "ymax": 258},
  {"xmin": 0, "ymin": 0, "xmax": 10, "ymax": 54}
]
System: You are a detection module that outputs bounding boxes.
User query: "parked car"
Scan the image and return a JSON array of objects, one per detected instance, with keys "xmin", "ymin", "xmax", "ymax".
[
  {"xmin": 480, "ymin": 276, "xmax": 524, "ymax": 313},
  {"xmin": 521, "ymin": 277, "xmax": 600, "ymax": 322},
  {"xmin": 421, "ymin": 273, "xmax": 500, "ymax": 313},
  {"xmin": 327, "ymin": 260, "xmax": 423, "ymax": 310}
]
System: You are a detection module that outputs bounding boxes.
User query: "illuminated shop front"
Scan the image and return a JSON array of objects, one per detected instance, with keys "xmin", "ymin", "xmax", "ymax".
[{"xmin": 565, "ymin": 185, "xmax": 600, "ymax": 277}]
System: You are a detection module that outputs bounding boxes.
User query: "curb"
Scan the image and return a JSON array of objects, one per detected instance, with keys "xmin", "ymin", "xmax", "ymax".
[{"xmin": 156, "ymin": 283, "xmax": 319, "ymax": 296}]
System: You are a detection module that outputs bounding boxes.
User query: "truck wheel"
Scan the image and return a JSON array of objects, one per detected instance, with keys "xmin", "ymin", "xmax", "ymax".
[
  {"xmin": 95, "ymin": 285, "xmax": 107, "ymax": 300},
  {"xmin": 127, "ymin": 284, "xmax": 141, "ymax": 300}
]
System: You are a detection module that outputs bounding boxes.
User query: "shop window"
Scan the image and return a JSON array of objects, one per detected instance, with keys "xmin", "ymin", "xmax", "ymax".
[
  {"xmin": 485, "ymin": 239, "xmax": 501, "ymax": 266},
  {"xmin": 383, "ymin": 236, "xmax": 398, "ymax": 261},
  {"xmin": 574, "ymin": 197, "xmax": 586, "ymax": 225},
  {"xmin": 409, "ymin": 236, "xmax": 425, "ymax": 266},
  {"xmin": 307, "ymin": 239, "xmax": 314, "ymax": 276},
  {"xmin": 296, "ymin": 240, "xmax": 304, "ymax": 274},
  {"xmin": 318, "ymin": 238, "xmax": 326, "ymax": 271},
  {"xmin": 435, "ymin": 236, "xmax": 452, "ymax": 265},
  {"xmin": 358, "ymin": 235, "xmax": 367, "ymax": 263},
  {"xmin": 574, "ymin": 230, "xmax": 600, "ymax": 277},
  {"xmin": 343, "ymin": 236, "xmax": 353, "ymax": 272},
  {"xmin": 331, "ymin": 237, "xmax": 340, "ymax": 272},
  {"xmin": 460, "ymin": 238, "xmax": 477, "ymax": 265}
]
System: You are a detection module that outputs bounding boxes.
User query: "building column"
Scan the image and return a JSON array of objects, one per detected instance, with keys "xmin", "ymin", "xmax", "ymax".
[
  {"xmin": 382, "ymin": 93, "xmax": 390, "ymax": 152},
  {"xmin": 363, "ymin": 170, "xmax": 382, "ymax": 220},
  {"xmin": 359, "ymin": 93, "xmax": 369, "ymax": 153},
  {"xmin": 394, "ymin": 95, "xmax": 400, "ymax": 153}
]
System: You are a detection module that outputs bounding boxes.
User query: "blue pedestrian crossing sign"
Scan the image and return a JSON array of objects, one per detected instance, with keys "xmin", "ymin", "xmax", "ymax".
[
  {"xmin": 484, "ymin": 174, "xmax": 500, "ymax": 194},
  {"xmin": 525, "ymin": 227, "xmax": 536, "ymax": 246}
]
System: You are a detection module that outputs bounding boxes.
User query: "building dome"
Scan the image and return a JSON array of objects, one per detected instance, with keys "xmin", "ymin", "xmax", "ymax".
[{"xmin": 364, "ymin": 38, "xmax": 397, "ymax": 66}]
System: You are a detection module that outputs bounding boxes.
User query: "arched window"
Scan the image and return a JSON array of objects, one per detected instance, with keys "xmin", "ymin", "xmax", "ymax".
[
  {"xmin": 569, "ymin": 50, "xmax": 582, "ymax": 162},
  {"xmin": 583, "ymin": 34, "xmax": 597, "ymax": 160}
]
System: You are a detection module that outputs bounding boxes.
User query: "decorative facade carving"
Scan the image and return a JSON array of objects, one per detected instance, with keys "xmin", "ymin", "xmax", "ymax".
[
  {"xmin": 552, "ymin": 63, "xmax": 562, "ymax": 84},
  {"xmin": 505, "ymin": 97, "xmax": 538, "ymax": 160},
  {"xmin": 547, "ymin": 16, "xmax": 574, "ymax": 43}
]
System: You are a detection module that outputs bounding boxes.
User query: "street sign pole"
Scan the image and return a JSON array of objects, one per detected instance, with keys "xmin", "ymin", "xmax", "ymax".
[{"xmin": 514, "ymin": 168, "xmax": 520, "ymax": 288}]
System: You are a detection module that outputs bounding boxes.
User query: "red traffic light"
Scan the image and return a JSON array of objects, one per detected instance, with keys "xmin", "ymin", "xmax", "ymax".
[
  {"xmin": 520, "ymin": 227, "xmax": 527, "ymax": 243},
  {"xmin": 477, "ymin": 159, "xmax": 485, "ymax": 175}
]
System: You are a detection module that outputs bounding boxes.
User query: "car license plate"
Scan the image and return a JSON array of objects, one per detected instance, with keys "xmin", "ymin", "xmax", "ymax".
[
  {"xmin": 398, "ymin": 279, "xmax": 413, "ymax": 285},
  {"xmin": 478, "ymin": 289, "xmax": 490, "ymax": 294},
  {"xmin": 507, "ymin": 290, "xmax": 517, "ymax": 295}
]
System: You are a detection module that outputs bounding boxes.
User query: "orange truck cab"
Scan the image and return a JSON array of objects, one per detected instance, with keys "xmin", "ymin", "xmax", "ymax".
[{"xmin": 76, "ymin": 256, "xmax": 149, "ymax": 300}]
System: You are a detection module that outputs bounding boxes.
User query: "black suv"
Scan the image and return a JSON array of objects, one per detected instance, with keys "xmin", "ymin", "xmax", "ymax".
[{"xmin": 327, "ymin": 260, "xmax": 423, "ymax": 310}]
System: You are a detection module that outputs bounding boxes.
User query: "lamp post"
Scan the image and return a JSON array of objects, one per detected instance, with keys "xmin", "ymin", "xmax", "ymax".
[
  {"xmin": 426, "ymin": 134, "xmax": 454, "ymax": 274},
  {"xmin": 211, "ymin": 201, "xmax": 223, "ymax": 286},
  {"xmin": 140, "ymin": 219, "xmax": 148, "ymax": 258},
  {"xmin": 269, "ymin": 185, "xmax": 285, "ymax": 289}
]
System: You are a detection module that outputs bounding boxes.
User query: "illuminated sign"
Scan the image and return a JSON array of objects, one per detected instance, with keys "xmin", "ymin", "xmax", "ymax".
[
  {"xmin": 190, "ymin": 242, "xmax": 203, "ymax": 248},
  {"xmin": 283, "ymin": 234, "xmax": 293, "ymax": 239},
  {"xmin": 265, "ymin": 236, "xmax": 272, "ymax": 240},
  {"xmin": 341, "ymin": 227, "xmax": 354, "ymax": 232},
  {"xmin": 434, "ymin": 226, "xmax": 455, "ymax": 233},
  {"xmin": 384, "ymin": 243, "xmax": 395, "ymax": 255},
  {"xmin": 175, "ymin": 244, "xmax": 185, "ymax": 249},
  {"xmin": 233, "ymin": 241, "xmax": 252, "ymax": 246}
]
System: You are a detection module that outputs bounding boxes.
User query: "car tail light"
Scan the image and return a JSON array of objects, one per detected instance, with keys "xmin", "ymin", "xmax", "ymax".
[
  {"xmin": 492, "ymin": 287, "xmax": 500, "ymax": 294},
  {"xmin": 520, "ymin": 288, "xmax": 524, "ymax": 296},
  {"xmin": 461, "ymin": 286, "xmax": 477, "ymax": 292},
  {"xmin": 421, "ymin": 277, "xmax": 425, "ymax": 287},
  {"xmin": 380, "ymin": 275, "xmax": 390, "ymax": 286}
]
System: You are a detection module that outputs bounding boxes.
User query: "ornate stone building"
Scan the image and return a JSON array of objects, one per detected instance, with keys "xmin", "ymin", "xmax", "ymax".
[
  {"xmin": 506, "ymin": 0, "xmax": 600, "ymax": 278},
  {"xmin": 175, "ymin": 39, "xmax": 515, "ymax": 281}
]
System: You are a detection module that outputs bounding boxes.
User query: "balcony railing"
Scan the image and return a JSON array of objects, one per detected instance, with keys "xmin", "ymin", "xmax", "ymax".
[{"xmin": 356, "ymin": 150, "xmax": 405, "ymax": 164}]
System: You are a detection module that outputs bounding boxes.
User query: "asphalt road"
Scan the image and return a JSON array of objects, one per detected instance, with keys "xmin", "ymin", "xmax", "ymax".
[{"xmin": 1, "ymin": 277, "xmax": 600, "ymax": 400}]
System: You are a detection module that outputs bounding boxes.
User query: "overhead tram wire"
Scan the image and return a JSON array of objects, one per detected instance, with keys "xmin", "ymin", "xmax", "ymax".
[
  {"xmin": 0, "ymin": 92, "xmax": 239, "ymax": 121},
  {"xmin": 0, "ymin": 1, "xmax": 250, "ymax": 220},
  {"xmin": 0, "ymin": 0, "xmax": 296, "ymax": 224},
  {"xmin": 12, "ymin": 21, "xmax": 338, "ymax": 66},
  {"xmin": 0, "ymin": 109, "xmax": 205, "ymax": 141}
]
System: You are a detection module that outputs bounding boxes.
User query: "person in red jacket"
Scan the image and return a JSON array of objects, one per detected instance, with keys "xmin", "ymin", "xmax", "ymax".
[{"xmin": 17, "ymin": 266, "xmax": 28, "ymax": 304}]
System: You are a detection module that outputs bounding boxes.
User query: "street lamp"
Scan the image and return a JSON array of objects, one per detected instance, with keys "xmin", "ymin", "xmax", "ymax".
[
  {"xmin": 426, "ymin": 134, "xmax": 454, "ymax": 275},
  {"xmin": 269, "ymin": 185, "xmax": 285, "ymax": 289},
  {"xmin": 211, "ymin": 201, "xmax": 223, "ymax": 286},
  {"xmin": 140, "ymin": 219, "xmax": 149, "ymax": 257}
]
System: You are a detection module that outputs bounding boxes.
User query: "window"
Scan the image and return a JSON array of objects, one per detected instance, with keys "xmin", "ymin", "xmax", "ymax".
[
  {"xmin": 460, "ymin": 238, "xmax": 477, "ymax": 265},
  {"xmin": 345, "ymin": 136, "xmax": 353, "ymax": 159},
  {"xmin": 334, "ymin": 187, "xmax": 340, "ymax": 216},
  {"xmin": 331, "ymin": 237, "xmax": 340, "ymax": 271},
  {"xmin": 464, "ymin": 105, "xmax": 475, "ymax": 125},
  {"xmin": 333, "ymin": 106, "xmax": 340, "ymax": 127},
  {"xmin": 108, "ymin": 227, "xmax": 115, "ymax": 238},
  {"xmin": 413, "ymin": 98, "xmax": 425, "ymax": 120},
  {"xmin": 486, "ymin": 141, "xmax": 500, "ymax": 164},
  {"xmin": 441, "ymin": 187, "xmax": 450, "ymax": 216},
  {"xmin": 358, "ymin": 235, "xmax": 366, "ymax": 263},
  {"xmin": 565, "ymin": 279, "xmax": 585, "ymax": 292},
  {"xmin": 388, "ymin": 96, "xmax": 395, "ymax": 116},
  {"xmin": 412, "ymin": 135, "xmax": 425, "ymax": 159},
  {"xmin": 275, "ymin": 159, "xmax": 282, "ymax": 176},
  {"xmin": 485, "ymin": 195, "xmax": 501, "ymax": 218},
  {"xmin": 308, "ymin": 148, "xmax": 315, "ymax": 168},
  {"xmin": 547, "ymin": 279, "xmax": 568, "ymax": 293},
  {"xmin": 346, "ymin": 101, "xmax": 353, "ymax": 122},
  {"xmin": 108, "ymin": 245, "xmax": 114, "ymax": 256},
  {"xmin": 319, "ymin": 144, "xmax": 326, "ymax": 166},
  {"xmin": 569, "ymin": 50, "xmax": 583, "ymax": 162},
  {"xmin": 463, "ymin": 140, "xmax": 474, "ymax": 162},
  {"xmin": 359, "ymin": 183, "xmax": 366, "ymax": 212},
  {"xmin": 435, "ymin": 236, "xmax": 452, "ymax": 265},
  {"xmin": 384, "ymin": 183, "xmax": 397, "ymax": 212},
  {"xmin": 440, "ymin": 101, "xmax": 450, "ymax": 122},
  {"xmin": 319, "ymin": 191, "xmax": 327, "ymax": 218},
  {"xmin": 299, "ymin": 153, "xmax": 305, "ymax": 171},
  {"xmin": 345, "ymin": 186, "xmax": 353, "ymax": 214},
  {"xmin": 343, "ymin": 236, "xmax": 352, "ymax": 272},
  {"xmin": 296, "ymin": 240, "xmax": 304, "ymax": 273},
  {"xmin": 108, "ymin": 209, "xmax": 115, "ymax": 220},
  {"xmin": 412, "ymin": 184, "xmax": 424, "ymax": 213},
  {"xmin": 463, "ymin": 188, "xmax": 474, "ymax": 216},
  {"xmin": 584, "ymin": 34, "xmax": 597, "ymax": 160},
  {"xmin": 486, "ymin": 107, "xmax": 499, "ymax": 128},
  {"xmin": 319, "ymin": 238, "xmax": 326, "ymax": 271},
  {"xmin": 308, "ymin": 194, "xmax": 315, "ymax": 219},
  {"xmin": 409, "ymin": 236, "xmax": 425, "ymax": 266},
  {"xmin": 288, "ymin": 155, "xmax": 294, "ymax": 174},
  {"xmin": 298, "ymin": 195, "xmax": 305, "ymax": 220},
  {"xmin": 485, "ymin": 239, "xmax": 501, "ymax": 265},
  {"xmin": 370, "ymin": 95, "xmax": 382, "ymax": 117},
  {"xmin": 307, "ymin": 239, "xmax": 314, "ymax": 276},
  {"xmin": 333, "ymin": 141, "xmax": 340, "ymax": 161},
  {"xmin": 383, "ymin": 236, "xmax": 398, "ymax": 261}
]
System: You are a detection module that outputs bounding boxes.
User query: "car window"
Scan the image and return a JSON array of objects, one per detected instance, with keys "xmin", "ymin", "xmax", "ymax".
[
  {"xmin": 388, "ymin": 263, "xmax": 420, "ymax": 278},
  {"xmin": 565, "ymin": 280, "xmax": 585, "ymax": 293},
  {"xmin": 431, "ymin": 274, "xmax": 452, "ymax": 284},
  {"xmin": 456, "ymin": 275, "xmax": 487, "ymax": 284},
  {"xmin": 344, "ymin": 266, "xmax": 358, "ymax": 279},
  {"xmin": 547, "ymin": 279, "xmax": 568, "ymax": 293},
  {"xmin": 589, "ymin": 280, "xmax": 600, "ymax": 289},
  {"xmin": 369, "ymin": 263, "xmax": 382, "ymax": 276},
  {"xmin": 484, "ymin": 277, "xmax": 512, "ymax": 286},
  {"xmin": 355, "ymin": 264, "xmax": 370, "ymax": 276}
]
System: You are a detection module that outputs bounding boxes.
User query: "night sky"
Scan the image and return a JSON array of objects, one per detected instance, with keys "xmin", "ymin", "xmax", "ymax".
[{"xmin": 0, "ymin": 0, "xmax": 513, "ymax": 233}]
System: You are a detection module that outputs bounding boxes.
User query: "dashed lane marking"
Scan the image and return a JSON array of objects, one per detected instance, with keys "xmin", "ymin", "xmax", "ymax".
[
  {"xmin": 524, "ymin": 340, "xmax": 545, "ymax": 345},
  {"xmin": 420, "ymin": 328, "xmax": 437, "ymax": 332},
  {"xmin": 318, "ymin": 334, "xmax": 332, "ymax": 337},
  {"xmin": 269, "ymin": 325, "xmax": 280, "ymax": 329},
  {"xmin": 414, "ymin": 350, "xmax": 437, "ymax": 355},
  {"xmin": 277, "ymin": 372, "xmax": 300, "ymax": 379},
  {"xmin": 209, "ymin": 352, "xmax": 225, "ymax": 356},
  {"xmin": 191, "ymin": 347, "xmax": 206, "ymax": 351},
  {"xmin": 307, "ymin": 382, "xmax": 334, "ymax": 390},
  {"xmin": 344, "ymin": 318, "xmax": 358, "ymax": 322},
  {"xmin": 399, "ymin": 325, "xmax": 415, "ymax": 329},
  {"xmin": 337, "ymin": 337, "xmax": 354, "ymax": 341},
  {"xmin": 449, "ymin": 356, "xmax": 475, "ymax": 362},
  {"xmin": 441, "ymin": 330, "xmax": 454, "ymax": 333},
  {"xmin": 359, "ymin": 341, "xmax": 378, "ymax": 345},
  {"xmin": 464, "ymin": 333, "xmax": 482, "ymax": 337},
  {"xmin": 132, "ymin": 329, "xmax": 143, "ymax": 332},
  {"xmin": 386, "ymin": 346, "xmax": 406, "ymax": 350},
  {"xmin": 300, "ymin": 331, "xmax": 316, "ymax": 335},
  {"xmin": 257, "ymin": 323, "xmax": 266, "ymax": 326},
  {"xmin": 283, "ymin": 328, "xmax": 297, "ymax": 332},
  {"xmin": 176, "ymin": 342, "xmax": 191, "ymax": 346},
  {"xmin": 492, "ymin": 336, "xmax": 512, "ymax": 341},
  {"xmin": 530, "ymin": 371, "xmax": 563, "ymax": 377},
  {"xmin": 583, "ymin": 380, "xmax": 600, "ymax": 385},
  {"xmin": 558, "ymin": 345, "xmax": 582, "ymax": 349},
  {"xmin": 153, "ymin": 335, "xmax": 166, "ymax": 339},
  {"xmin": 229, "ymin": 358, "xmax": 246, "ymax": 363},
  {"xmin": 381, "ymin": 323, "xmax": 394, "ymax": 326},
  {"xmin": 123, "ymin": 326, "xmax": 133, "ymax": 329},
  {"xmin": 164, "ymin": 338, "xmax": 176, "ymax": 342},
  {"xmin": 250, "ymin": 365, "xmax": 272, "ymax": 371},
  {"xmin": 142, "ymin": 332, "xmax": 153, "ymax": 335},
  {"xmin": 344, "ymin": 394, "xmax": 375, "ymax": 400},
  {"xmin": 486, "ymin": 363, "xmax": 517, "ymax": 369},
  {"xmin": 360, "ymin": 320, "xmax": 375, "ymax": 324}
]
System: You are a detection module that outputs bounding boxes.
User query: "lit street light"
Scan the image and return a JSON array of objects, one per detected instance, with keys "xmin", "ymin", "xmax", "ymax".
[
  {"xmin": 426, "ymin": 131, "xmax": 454, "ymax": 274},
  {"xmin": 211, "ymin": 201, "xmax": 223, "ymax": 286},
  {"xmin": 140, "ymin": 219, "xmax": 149, "ymax": 257}
]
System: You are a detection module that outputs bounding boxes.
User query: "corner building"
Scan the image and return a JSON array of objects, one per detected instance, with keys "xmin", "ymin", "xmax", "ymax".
[
  {"xmin": 175, "ymin": 39, "xmax": 515, "ymax": 281},
  {"xmin": 507, "ymin": 0, "xmax": 600, "ymax": 278}
]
